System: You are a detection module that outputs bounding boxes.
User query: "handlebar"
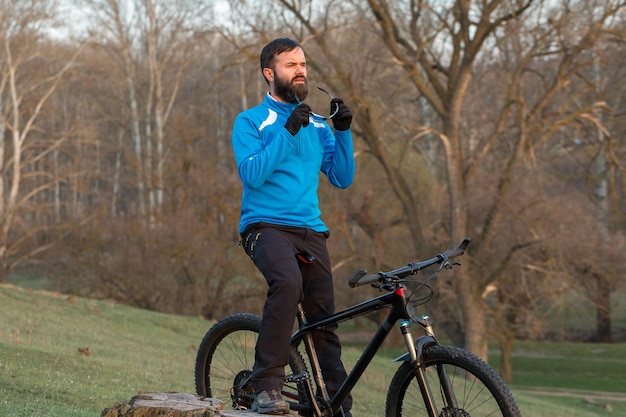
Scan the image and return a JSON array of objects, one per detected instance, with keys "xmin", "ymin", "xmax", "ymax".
[{"xmin": 348, "ymin": 238, "xmax": 471, "ymax": 288}]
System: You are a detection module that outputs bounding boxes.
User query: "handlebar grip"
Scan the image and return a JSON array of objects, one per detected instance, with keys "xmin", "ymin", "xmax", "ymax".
[
  {"xmin": 348, "ymin": 269, "xmax": 367, "ymax": 288},
  {"xmin": 348, "ymin": 269, "xmax": 382, "ymax": 288},
  {"xmin": 442, "ymin": 237, "xmax": 471, "ymax": 260}
]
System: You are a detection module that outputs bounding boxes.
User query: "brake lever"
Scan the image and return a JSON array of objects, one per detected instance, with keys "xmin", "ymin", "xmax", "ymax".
[{"xmin": 444, "ymin": 261, "xmax": 461, "ymax": 270}]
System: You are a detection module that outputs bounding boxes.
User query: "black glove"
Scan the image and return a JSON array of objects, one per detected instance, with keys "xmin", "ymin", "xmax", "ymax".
[
  {"xmin": 330, "ymin": 98, "xmax": 352, "ymax": 131},
  {"xmin": 284, "ymin": 104, "xmax": 311, "ymax": 136}
]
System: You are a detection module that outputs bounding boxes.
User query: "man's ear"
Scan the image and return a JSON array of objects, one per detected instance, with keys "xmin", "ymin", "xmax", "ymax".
[{"xmin": 262, "ymin": 67, "xmax": 274, "ymax": 83}]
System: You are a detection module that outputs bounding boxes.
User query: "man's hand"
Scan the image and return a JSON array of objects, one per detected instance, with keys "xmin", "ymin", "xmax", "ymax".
[
  {"xmin": 284, "ymin": 104, "xmax": 311, "ymax": 136},
  {"xmin": 330, "ymin": 98, "xmax": 352, "ymax": 131}
]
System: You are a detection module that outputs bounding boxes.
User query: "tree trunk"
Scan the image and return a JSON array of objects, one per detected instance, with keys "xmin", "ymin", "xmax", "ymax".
[
  {"xmin": 594, "ymin": 274, "xmax": 613, "ymax": 343},
  {"xmin": 101, "ymin": 392, "xmax": 223, "ymax": 417},
  {"xmin": 499, "ymin": 341, "xmax": 514, "ymax": 383},
  {"xmin": 457, "ymin": 272, "xmax": 488, "ymax": 361}
]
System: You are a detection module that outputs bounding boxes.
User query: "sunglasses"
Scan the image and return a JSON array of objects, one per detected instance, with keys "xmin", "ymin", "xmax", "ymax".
[{"xmin": 296, "ymin": 86, "xmax": 340, "ymax": 120}]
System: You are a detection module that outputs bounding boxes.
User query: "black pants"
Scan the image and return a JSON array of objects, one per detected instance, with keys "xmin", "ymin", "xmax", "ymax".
[{"xmin": 241, "ymin": 223, "xmax": 352, "ymax": 414}]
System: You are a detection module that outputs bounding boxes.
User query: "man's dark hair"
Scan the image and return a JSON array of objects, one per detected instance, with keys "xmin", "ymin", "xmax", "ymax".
[{"xmin": 260, "ymin": 38, "xmax": 301, "ymax": 84}]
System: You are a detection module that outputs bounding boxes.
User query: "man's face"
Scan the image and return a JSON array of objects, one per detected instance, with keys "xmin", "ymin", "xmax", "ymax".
[{"xmin": 268, "ymin": 47, "xmax": 308, "ymax": 103}]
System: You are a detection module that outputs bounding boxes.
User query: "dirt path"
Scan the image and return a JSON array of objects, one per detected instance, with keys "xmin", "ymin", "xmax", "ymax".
[{"xmin": 514, "ymin": 387, "xmax": 626, "ymax": 402}]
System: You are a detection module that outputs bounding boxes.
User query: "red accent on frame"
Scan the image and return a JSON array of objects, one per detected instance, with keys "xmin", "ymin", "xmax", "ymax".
[{"xmin": 394, "ymin": 287, "xmax": 407, "ymax": 297}]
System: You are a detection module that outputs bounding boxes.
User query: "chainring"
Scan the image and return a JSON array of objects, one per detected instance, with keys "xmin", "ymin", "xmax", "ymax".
[{"xmin": 231, "ymin": 370, "xmax": 254, "ymax": 409}]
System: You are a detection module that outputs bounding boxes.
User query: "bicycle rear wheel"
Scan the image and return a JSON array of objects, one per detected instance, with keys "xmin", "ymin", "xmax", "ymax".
[
  {"xmin": 194, "ymin": 313, "xmax": 307, "ymax": 411},
  {"xmin": 386, "ymin": 345, "xmax": 521, "ymax": 417}
]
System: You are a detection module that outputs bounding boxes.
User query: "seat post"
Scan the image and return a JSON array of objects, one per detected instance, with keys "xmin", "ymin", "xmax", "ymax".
[{"xmin": 296, "ymin": 303, "xmax": 308, "ymax": 326}]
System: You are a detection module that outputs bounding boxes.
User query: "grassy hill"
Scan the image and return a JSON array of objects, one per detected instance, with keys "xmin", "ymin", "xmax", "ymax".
[{"xmin": 1, "ymin": 284, "xmax": 625, "ymax": 417}]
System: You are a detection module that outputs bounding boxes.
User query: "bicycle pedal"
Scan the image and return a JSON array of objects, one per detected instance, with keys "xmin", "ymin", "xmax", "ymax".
[{"xmin": 285, "ymin": 371, "xmax": 310, "ymax": 382}]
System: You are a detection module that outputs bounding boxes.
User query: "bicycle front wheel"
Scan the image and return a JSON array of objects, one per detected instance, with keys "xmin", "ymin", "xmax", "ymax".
[
  {"xmin": 194, "ymin": 313, "xmax": 307, "ymax": 410},
  {"xmin": 386, "ymin": 345, "xmax": 521, "ymax": 417}
]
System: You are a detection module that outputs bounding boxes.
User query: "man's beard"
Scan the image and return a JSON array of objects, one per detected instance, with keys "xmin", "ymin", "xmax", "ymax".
[{"xmin": 274, "ymin": 74, "xmax": 308, "ymax": 104}]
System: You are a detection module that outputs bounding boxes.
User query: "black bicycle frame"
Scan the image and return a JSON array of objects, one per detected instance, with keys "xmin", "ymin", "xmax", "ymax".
[{"xmin": 290, "ymin": 284, "xmax": 431, "ymax": 415}]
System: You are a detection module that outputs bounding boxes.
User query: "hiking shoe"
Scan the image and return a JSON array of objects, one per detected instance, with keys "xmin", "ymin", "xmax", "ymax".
[{"xmin": 251, "ymin": 390, "xmax": 289, "ymax": 415}]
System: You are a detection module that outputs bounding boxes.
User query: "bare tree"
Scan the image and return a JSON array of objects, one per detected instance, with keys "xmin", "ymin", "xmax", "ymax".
[
  {"xmin": 0, "ymin": 0, "xmax": 84, "ymax": 282},
  {"xmin": 475, "ymin": 0, "xmax": 626, "ymax": 360},
  {"xmin": 582, "ymin": 16, "xmax": 626, "ymax": 342},
  {"xmin": 48, "ymin": 20, "xmax": 264, "ymax": 317},
  {"xmin": 352, "ymin": 0, "xmax": 625, "ymax": 361},
  {"xmin": 80, "ymin": 0, "xmax": 211, "ymax": 226}
]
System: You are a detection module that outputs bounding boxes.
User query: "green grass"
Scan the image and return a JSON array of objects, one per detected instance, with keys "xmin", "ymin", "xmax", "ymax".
[
  {"xmin": 1, "ymin": 284, "xmax": 625, "ymax": 417},
  {"xmin": 0, "ymin": 285, "xmax": 206, "ymax": 416},
  {"xmin": 498, "ymin": 341, "xmax": 626, "ymax": 392},
  {"xmin": 495, "ymin": 342, "xmax": 626, "ymax": 417}
]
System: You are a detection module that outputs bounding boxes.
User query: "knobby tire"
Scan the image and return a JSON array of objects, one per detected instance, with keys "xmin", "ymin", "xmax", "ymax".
[{"xmin": 386, "ymin": 345, "xmax": 521, "ymax": 417}]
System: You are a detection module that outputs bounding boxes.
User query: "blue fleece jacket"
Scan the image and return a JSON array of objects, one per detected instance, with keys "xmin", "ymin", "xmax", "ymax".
[{"xmin": 232, "ymin": 93, "xmax": 355, "ymax": 233}]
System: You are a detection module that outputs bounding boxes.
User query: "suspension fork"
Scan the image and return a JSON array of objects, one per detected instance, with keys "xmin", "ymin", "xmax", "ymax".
[
  {"xmin": 402, "ymin": 316, "xmax": 459, "ymax": 417},
  {"xmin": 400, "ymin": 319, "xmax": 438, "ymax": 417}
]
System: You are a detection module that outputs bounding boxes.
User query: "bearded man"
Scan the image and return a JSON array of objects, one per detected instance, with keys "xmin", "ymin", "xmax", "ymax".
[{"xmin": 231, "ymin": 37, "xmax": 354, "ymax": 416}]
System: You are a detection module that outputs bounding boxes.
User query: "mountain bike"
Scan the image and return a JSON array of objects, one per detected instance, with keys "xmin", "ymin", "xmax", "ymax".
[{"xmin": 195, "ymin": 238, "xmax": 522, "ymax": 417}]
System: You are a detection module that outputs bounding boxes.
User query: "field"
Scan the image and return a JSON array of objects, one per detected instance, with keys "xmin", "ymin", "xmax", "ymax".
[{"xmin": 1, "ymin": 284, "xmax": 625, "ymax": 417}]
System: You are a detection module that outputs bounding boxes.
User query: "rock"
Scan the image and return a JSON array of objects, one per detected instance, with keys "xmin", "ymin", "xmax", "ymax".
[
  {"xmin": 101, "ymin": 392, "xmax": 284, "ymax": 417},
  {"xmin": 101, "ymin": 392, "xmax": 224, "ymax": 417}
]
